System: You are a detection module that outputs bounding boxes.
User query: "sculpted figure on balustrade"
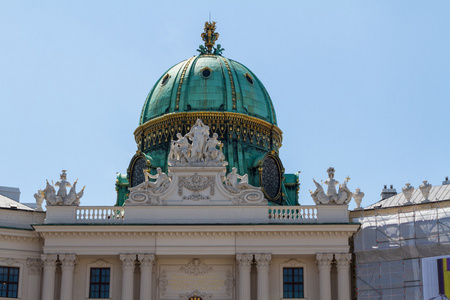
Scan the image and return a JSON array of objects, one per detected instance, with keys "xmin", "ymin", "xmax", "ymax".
[
  {"xmin": 310, "ymin": 167, "xmax": 354, "ymax": 205},
  {"xmin": 36, "ymin": 170, "xmax": 84, "ymax": 207}
]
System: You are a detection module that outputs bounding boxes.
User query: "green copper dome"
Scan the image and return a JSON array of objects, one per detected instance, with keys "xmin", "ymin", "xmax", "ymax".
[
  {"xmin": 115, "ymin": 22, "xmax": 300, "ymax": 207},
  {"xmin": 139, "ymin": 54, "xmax": 277, "ymax": 126}
]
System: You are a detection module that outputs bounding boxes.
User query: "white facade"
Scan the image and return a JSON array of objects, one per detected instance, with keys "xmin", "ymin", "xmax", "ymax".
[{"xmin": 0, "ymin": 182, "xmax": 358, "ymax": 300}]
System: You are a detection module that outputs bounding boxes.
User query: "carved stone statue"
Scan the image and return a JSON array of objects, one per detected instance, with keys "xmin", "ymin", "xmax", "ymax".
[
  {"xmin": 186, "ymin": 119, "xmax": 210, "ymax": 162},
  {"xmin": 224, "ymin": 167, "xmax": 252, "ymax": 191},
  {"xmin": 205, "ymin": 133, "xmax": 225, "ymax": 163},
  {"xmin": 129, "ymin": 167, "xmax": 171, "ymax": 194},
  {"xmin": 38, "ymin": 170, "xmax": 84, "ymax": 207},
  {"xmin": 33, "ymin": 190, "xmax": 44, "ymax": 211},
  {"xmin": 169, "ymin": 133, "xmax": 190, "ymax": 164},
  {"xmin": 168, "ymin": 119, "xmax": 227, "ymax": 167},
  {"xmin": 126, "ymin": 167, "xmax": 172, "ymax": 205},
  {"xmin": 55, "ymin": 170, "xmax": 71, "ymax": 203},
  {"xmin": 310, "ymin": 167, "xmax": 353, "ymax": 205},
  {"xmin": 324, "ymin": 167, "xmax": 339, "ymax": 202}
]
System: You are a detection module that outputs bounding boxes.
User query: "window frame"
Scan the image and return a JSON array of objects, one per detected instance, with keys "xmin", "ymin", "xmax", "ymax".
[
  {"xmin": 85, "ymin": 259, "xmax": 113, "ymax": 300},
  {"xmin": 279, "ymin": 259, "xmax": 307, "ymax": 300},
  {"xmin": 0, "ymin": 266, "xmax": 20, "ymax": 299}
]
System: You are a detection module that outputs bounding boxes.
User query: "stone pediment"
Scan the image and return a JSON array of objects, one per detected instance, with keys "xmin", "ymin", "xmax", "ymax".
[{"xmin": 126, "ymin": 165, "xmax": 267, "ymax": 206}]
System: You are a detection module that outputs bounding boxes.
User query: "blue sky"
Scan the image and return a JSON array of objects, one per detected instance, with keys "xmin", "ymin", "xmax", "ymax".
[{"xmin": 1, "ymin": 1, "xmax": 449, "ymax": 208}]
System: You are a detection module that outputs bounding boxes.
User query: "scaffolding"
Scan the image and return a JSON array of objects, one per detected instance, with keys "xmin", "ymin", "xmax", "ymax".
[{"xmin": 352, "ymin": 202, "xmax": 450, "ymax": 300}]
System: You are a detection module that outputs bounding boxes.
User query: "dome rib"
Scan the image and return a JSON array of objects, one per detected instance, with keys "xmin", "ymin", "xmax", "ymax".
[{"xmin": 139, "ymin": 54, "xmax": 277, "ymax": 126}]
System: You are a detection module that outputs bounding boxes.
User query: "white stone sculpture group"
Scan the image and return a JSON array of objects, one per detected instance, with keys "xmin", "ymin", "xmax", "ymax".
[
  {"xmin": 129, "ymin": 167, "xmax": 171, "ymax": 194},
  {"xmin": 34, "ymin": 170, "xmax": 84, "ymax": 210},
  {"xmin": 168, "ymin": 119, "xmax": 226, "ymax": 166},
  {"xmin": 126, "ymin": 119, "xmax": 264, "ymax": 206},
  {"xmin": 310, "ymin": 167, "xmax": 353, "ymax": 205}
]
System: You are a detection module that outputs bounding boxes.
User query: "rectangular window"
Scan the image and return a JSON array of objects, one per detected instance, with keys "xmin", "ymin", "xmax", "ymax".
[
  {"xmin": 89, "ymin": 268, "xmax": 110, "ymax": 299},
  {"xmin": 283, "ymin": 267, "xmax": 304, "ymax": 298},
  {"xmin": 0, "ymin": 266, "xmax": 19, "ymax": 298}
]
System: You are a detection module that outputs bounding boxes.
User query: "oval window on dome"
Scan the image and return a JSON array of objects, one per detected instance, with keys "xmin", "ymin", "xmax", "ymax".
[
  {"xmin": 244, "ymin": 73, "xmax": 254, "ymax": 85},
  {"xmin": 161, "ymin": 74, "xmax": 170, "ymax": 86},
  {"xmin": 201, "ymin": 67, "xmax": 212, "ymax": 79}
]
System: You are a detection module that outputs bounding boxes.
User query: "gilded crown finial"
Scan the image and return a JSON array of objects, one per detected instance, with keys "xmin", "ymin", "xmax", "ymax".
[
  {"xmin": 201, "ymin": 21, "xmax": 218, "ymax": 52},
  {"xmin": 198, "ymin": 21, "xmax": 224, "ymax": 55}
]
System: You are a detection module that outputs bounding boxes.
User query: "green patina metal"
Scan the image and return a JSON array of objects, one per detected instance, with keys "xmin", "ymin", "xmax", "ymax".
[
  {"xmin": 115, "ymin": 23, "xmax": 300, "ymax": 207},
  {"xmin": 139, "ymin": 55, "xmax": 277, "ymax": 126}
]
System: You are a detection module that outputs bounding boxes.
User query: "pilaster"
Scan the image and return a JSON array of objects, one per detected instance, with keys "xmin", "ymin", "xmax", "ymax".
[
  {"xmin": 236, "ymin": 253, "xmax": 253, "ymax": 300},
  {"xmin": 138, "ymin": 254, "xmax": 155, "ymax": 300},
  {"xmin": 255, "ymin": 254, "xmax": 271, "ymax": 300},
  {"xmin": 60, "ymin": 254, "xmax": 76, "ymax": 300},
  {"xmin": 335, "ymin": 253, "xmax": 352, "ymax": 300},
  {"xmin": 120, "ymin": 253, "xmax": 136, "ymax": 300},
  {"xmin": 26, "ymin": 258, "xmax": 42, "ymax": 300},
  {"xmin": 316, "ymin": 253, "xmax": 333, "ymax": 300},
  {"xmin": 41, "ymin": 254, "xmax": 58, "ymax": 300}
]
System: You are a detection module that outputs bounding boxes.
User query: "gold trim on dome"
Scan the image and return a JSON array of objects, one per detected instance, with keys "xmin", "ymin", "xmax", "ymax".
[
  {"xmin": 134, "ymin": 111, "xmax": 283, "ymax": 152},
  {"xmin": 220, "ymin": 57, "xmax": 237, "ymax": 109},
  {"xmin": 175, "ymin": 56, "xmax": 195, "ymax": 110}
]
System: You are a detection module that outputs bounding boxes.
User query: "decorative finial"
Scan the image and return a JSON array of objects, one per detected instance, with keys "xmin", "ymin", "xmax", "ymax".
[{"xmin": 198, "ymin": 21, "xmax": 224, "ymax": 55}]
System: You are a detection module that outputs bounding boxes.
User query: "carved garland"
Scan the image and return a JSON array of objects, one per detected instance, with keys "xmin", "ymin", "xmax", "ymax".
[{"xmin": 178, "ymin": 174, "xmax": 215, "ymax": 200}]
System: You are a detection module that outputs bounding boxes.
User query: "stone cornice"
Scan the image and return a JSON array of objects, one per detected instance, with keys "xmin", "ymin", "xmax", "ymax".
[
  {"xmin": 0, "ymin": 231, "xmax": 40, "ymax": 243},
  {"xmin": 35, "ymin": 229, "xmax": 355, "ymax": 239}
]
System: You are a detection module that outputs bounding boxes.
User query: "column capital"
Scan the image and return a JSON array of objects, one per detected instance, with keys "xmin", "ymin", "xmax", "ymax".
[
  {"xmin": 120, "ymin": 253, "xmax": 136, "ymax": 270},
  {"xmin": 60, "ymin": 254, "xmax": 77, "ymax": 271},
  {"xmin": 316, "ymin": 253, "xmax": 333, "ymax": 271},
  {"xmin": 255, "ymin": 253, "xmax": 271, "ymax": 271},
  {"xmin": 138, "ymin": 254, "xmax": 155, "ymax": 269},
  {"xmin": 334, "ymin": 253, "xmax": 352, "ymax": 270},
  {"xmin": 236, "ymin": 254, "xmax": 253, "ymax": 271},
  {"xmin": 41, "ymin": 254, "xmax": 58, "ymax": 270},
  {"xmin": 26, "ymin": 258, "xmax": 43, "ymax": 275}
]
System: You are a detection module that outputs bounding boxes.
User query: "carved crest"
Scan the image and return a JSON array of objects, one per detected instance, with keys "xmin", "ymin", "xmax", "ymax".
[
  {"xmin": 178, "ymin": 174, "xmax": 215, "ymax": 200},
  {"xmin": 179, "ymin": 258, "xmax": 213, "ymax": 276}
]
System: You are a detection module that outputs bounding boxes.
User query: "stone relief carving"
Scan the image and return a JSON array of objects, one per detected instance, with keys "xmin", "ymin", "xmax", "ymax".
[
  {"xmin": 179, "ymin": 174, "xmax": 215, "ymax": 200},
  {"xmin": 38, "ymin": 170, "xmax": 84, "ymax": 207},
  {"xmin": 0, "ymin": 258, "xmax": 17, "ymax": 266},
  {"xmin": 168, "ymin": 119, "xmax": 227, "ymax": 167},
  {"xmin": 284, "ymin": 258, "xmax": 304, "ymax": 266},
  {"xmin": 179, "ymin": 258, "xmax": 213, "ymax": 276},
  {"xmin": 26, "ymin": 258, "xmax": 43, "ymax": 275},
  {"xmin": 90, "ymin": 259, "xmax": 109, "ymax": 267},
  {"xmin": 158, "ymin": 269, "xmax": 168, "ymax": 296},
  {"xmin": 224, "ymin": 270, "xmax": 235, "ymax": 296},
  {"xmin": 310, "ymin": 167, "xmax": 353, "ymax": 205},
  {"xmin": 127, "ymin": 167, "xmax": 171, "ymax": 205},
  {"xmin": 178, "ymin": 290, "xmax": 213, "ymax": 300}
]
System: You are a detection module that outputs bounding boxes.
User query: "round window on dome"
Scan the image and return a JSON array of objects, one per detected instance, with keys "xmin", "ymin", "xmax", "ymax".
[
  {"xmin": 244, "ymin": 73, "xmax": 254, "ymax": 85},
  {"xmin": 161, "ymin": 74, "xmax": 170, "ymax": 86},
  {"xmin": 201, "ymin": 67, "xmax": 212, "ymax": 79}
]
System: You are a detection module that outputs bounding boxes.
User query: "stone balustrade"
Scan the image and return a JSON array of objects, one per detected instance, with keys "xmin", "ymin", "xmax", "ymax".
[
  {"xmin": 44, "ymin": 204, "xmax": 349, "ymax": 224},
  {"xmin": 268, "ymin": 206, "xmax": 317, "ymax": 222},
  {"xmin": 76, "ymin": 207, "xmax": 125, "ymax": 222}
]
